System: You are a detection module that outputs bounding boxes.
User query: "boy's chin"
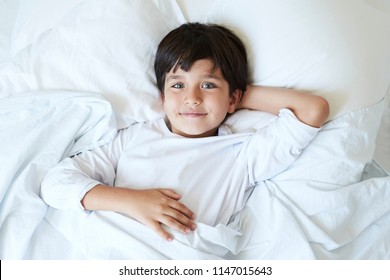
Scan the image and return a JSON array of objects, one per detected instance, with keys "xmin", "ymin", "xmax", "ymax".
[{"xmin": 174, "ymin": 127, "xmax": 218, "ymax": 138}]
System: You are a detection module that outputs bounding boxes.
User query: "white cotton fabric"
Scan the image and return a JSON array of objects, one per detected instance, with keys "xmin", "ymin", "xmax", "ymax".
[
  {"xmin": 1, "ymin": 0, "xmax": 390, "ymax": 260},
  {"xmin": 0, "ymin": 91, "xmax": 117, "ymax": 259},
  {"xmin": 41, "ymin": 109, "xmax": 319, "ymax": 226}
]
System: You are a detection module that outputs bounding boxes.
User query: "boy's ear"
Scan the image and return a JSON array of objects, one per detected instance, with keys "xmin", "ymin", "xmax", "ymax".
[{"xmin": 228, "ymin": 89, "xmax": 242, "ymax": 113}]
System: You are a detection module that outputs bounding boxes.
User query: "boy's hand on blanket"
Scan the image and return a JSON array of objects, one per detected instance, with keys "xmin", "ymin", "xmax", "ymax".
[
  {"xmin": 122, "ymin": 188, "xmax": 197, "ymax": 241},
  {"xmin": 81, "ymin": 184, "xmax": 197, "ymax": 241}
]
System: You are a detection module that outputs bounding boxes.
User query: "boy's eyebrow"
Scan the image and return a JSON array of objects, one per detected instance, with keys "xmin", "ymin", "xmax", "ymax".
[{"xmin": 166, "ymin": 75, "xmax": 183, "ymax": 81}]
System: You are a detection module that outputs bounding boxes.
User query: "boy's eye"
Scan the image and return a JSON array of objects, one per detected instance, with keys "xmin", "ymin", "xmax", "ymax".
[
  {"xmin": 172, "ymin": 83, "xmax": 183, "ymax": 89},
  {"xmin": 202, "ymin": 82, "xmax": 216, "ymax": 89},
  {"xmin": 172, "ymin": 83, "xmax": 184, "ymax": 89}
]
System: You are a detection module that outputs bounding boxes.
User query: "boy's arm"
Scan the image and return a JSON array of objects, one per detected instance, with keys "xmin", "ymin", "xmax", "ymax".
[
  {"xmin": 238, "ymin": 86, "xmax": 330, "ymax": 128},
  {"xmin": 81, "ymin": 184, "xmax": 197, "ymax": 241},
  {"xmin": 41, "ymin": 129, "xmax": 196, "ymax": 241}
]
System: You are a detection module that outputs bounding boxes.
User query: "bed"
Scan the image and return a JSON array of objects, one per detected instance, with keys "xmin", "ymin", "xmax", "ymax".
[{"xmin": 0, "ymin": 0, "xmax": 389, "ymax": 260}]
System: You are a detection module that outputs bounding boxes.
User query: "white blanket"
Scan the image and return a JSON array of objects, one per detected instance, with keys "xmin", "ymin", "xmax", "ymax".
[{"xmin": 0, "ymin": 91, "xmax": 116, "ymax": 259}]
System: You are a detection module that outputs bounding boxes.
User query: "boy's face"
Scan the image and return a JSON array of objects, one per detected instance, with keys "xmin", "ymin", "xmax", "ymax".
[{"xmin": 162, "ymin": 59, "xmax": 241, "ymax": 138}]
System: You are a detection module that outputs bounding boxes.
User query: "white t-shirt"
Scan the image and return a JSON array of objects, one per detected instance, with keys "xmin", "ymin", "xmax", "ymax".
[{"xmin": 41, "ymin": 109, "xmax": 319, "ymax": 226}]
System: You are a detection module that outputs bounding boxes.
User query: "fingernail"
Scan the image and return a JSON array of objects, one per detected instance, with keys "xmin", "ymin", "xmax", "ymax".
[
  {"xmin": 191, "ymin": 224, "xmax": 197, "ymax": 230},
  {"xmin": 167, "ymin": 236, "xmax": 173, "ymax": 242},
  {"xmin": 184, "ymin": 228, "xmax": 190, "ymax": 234}
]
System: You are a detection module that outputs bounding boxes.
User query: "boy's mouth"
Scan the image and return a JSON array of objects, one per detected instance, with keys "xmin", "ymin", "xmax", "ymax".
[{"xmin": 180, "ymin": 112, "xmax": 207, "ymax": 118}]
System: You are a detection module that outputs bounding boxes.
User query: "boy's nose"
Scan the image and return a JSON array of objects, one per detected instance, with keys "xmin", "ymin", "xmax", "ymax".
[{"xmin": 185, "ymin": 89, "xmax": 202, "ymax": 105}]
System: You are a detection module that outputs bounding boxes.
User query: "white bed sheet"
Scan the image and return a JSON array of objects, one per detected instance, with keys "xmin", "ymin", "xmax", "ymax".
[{"xmin": 0, "ymin": 0, "xmax": 390, "ymax": 259}]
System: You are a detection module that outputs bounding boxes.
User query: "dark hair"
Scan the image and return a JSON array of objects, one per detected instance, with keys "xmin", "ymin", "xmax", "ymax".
[{"xmin": 154, "ymin": 22, "xmax": 248, "ymax": 96}]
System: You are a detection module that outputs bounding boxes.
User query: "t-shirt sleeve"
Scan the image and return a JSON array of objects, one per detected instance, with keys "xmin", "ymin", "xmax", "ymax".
[
  {"xmin": 40, "ymin": 128, "xmax": 128, "ymax": 211},
  {"xmin": 239, "ymin": 108, "xmax": 320, "ymax": 186}
]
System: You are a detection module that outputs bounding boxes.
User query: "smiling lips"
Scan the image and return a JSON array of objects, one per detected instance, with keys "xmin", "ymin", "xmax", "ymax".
[{"xmin": 180, "ymin": 112, "xmax": 207, "ymax": 118}]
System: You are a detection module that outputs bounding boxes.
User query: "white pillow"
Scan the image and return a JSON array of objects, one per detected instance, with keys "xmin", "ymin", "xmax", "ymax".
[
  {"xmin": 2, "ymin": 0, "xmax": 389, "ymax": 127},
  {"xmin": 178, "ymin": 0, "xmax": 390, "ymax": 120},
  {"xmin": 3, "ymin": 0, "xmax": 390, "ymax": 124},
  {"xmin": 0, "ymin": 0, "xmax": 185, "ymax": 128},
  {"xmin": 7, "ymin": 0, "xmax": 86, "ymax": 55}
]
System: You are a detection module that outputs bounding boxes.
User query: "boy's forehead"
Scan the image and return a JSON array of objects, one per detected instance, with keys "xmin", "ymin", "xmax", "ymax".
[{"xmin": 168, "ymin": 59, "xmax": 221, "ymax": 77}]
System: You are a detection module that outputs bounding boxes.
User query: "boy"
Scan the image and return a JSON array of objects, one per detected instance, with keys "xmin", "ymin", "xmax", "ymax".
[{"xmin": 41, "ymin": 23, "xmax": 329, "ymax": 242}]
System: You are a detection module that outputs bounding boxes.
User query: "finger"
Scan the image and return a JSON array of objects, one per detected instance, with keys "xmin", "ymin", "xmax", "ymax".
[
  {"xmin": 168, "ymin": 199, "xmax": 196, "ymax": 220},
  {"xmin": 160, "ymin": 205, "xmax": 198, "ymax": 232},
  {"xmin": 157, "ymin": 189, "xmax": 195, "ymax": 219},
  {"xmin": 165, "ymin": 207, "xmax": 197, "ymax": 231},
  {"xmin": 158, "ymin": 189, "xmax": 181, "ymax": 200},
  {"xmin": 148, "ymin": 221, "xmax": 174, "ymax": 242},
  {"xmin": 160, "ymin": 214, "xmax": 195, "ymax": 235}
]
